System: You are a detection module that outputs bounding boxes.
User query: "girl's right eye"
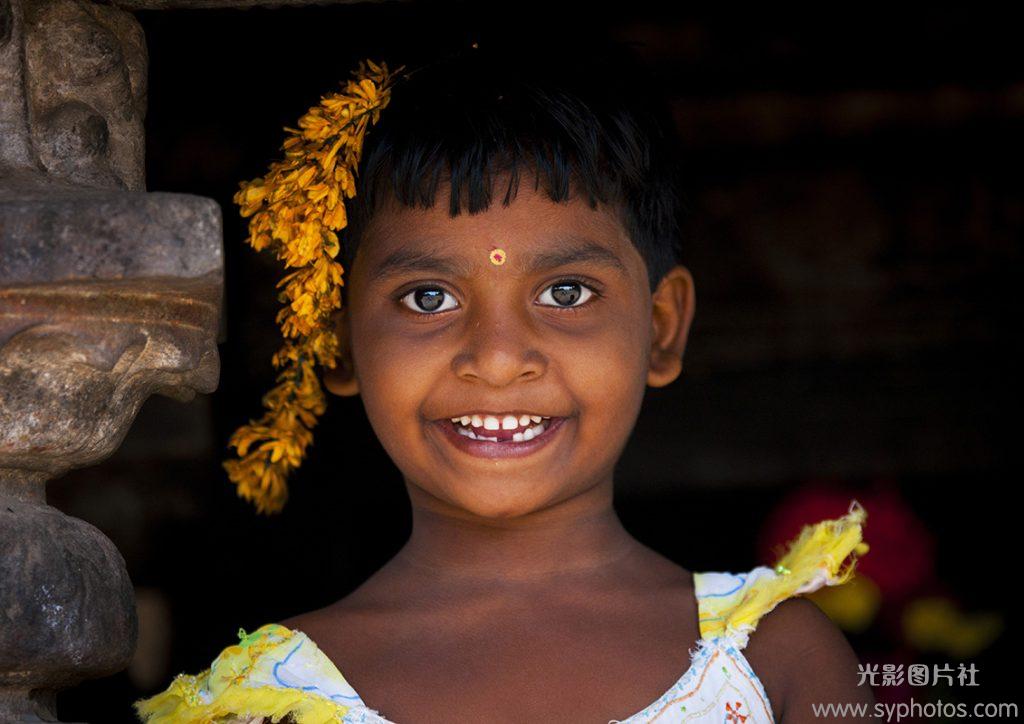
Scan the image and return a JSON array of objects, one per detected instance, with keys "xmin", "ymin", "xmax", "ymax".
[{"xmin": 399, "ymin": 286, "xmax": 459, "ymax": 314}]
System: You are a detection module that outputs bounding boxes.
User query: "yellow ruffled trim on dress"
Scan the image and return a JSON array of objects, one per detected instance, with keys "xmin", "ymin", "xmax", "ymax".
[
  {"xmin": 134, "ymin": 681, "xmax": 346, "ymax": 724},
  {"xmin": 697, "ymin": 499, "xmax": 869, "ymax": 645},
  {"xmin": 134, "ymin": 623, "xmax": 355, "ymax": 724}
]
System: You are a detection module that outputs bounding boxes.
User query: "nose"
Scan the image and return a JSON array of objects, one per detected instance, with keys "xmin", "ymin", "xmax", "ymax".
[{"xmin": 451, "ymin": 301, "xmax": 547, "ymax": 387}]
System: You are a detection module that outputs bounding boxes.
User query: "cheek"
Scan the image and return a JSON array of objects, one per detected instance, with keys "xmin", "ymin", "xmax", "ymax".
[
  {"xmin": 349, "ymin": 315, "xmax": 441, "ymax": 446},
  {"xmin": 563, "ymin": 304, "xmax": 650, "ymax": 433}
]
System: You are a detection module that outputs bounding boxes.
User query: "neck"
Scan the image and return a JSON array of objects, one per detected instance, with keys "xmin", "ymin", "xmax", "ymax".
[{"xmin": 391, "ymin": 483, "xmax": 639, "ymax": 584}]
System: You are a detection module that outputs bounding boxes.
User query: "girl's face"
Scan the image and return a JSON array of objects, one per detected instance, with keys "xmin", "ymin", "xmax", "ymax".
[{"xmin": 329, "ymin": 179, "xmax": 694, "ymax": 520}]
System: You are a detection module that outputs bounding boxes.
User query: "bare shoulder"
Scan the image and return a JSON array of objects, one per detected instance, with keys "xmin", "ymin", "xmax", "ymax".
[{"xmin": 743, "ymin": 596, "xmax": 876, "ymax": 723}]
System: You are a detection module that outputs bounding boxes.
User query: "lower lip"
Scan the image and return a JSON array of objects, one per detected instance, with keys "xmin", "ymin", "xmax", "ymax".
[{"xmin": 434, "ymin": 417, "xmax": 568, "ymax": 459}]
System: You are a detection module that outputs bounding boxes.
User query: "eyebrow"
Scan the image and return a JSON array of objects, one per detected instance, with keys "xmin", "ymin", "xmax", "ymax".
[
  {"xmin": 527, "ymin": 239, "xmax": 628, "ymax": 275},
  {"xmin": 369, "ymin": 238, "xmax": 628, "ymax": 282}
]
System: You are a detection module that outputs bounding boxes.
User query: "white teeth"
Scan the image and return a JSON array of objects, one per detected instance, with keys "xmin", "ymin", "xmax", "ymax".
[
  {"xmin": 450, "ymin": 414, "xmax": 557, "ymax": 434},
  {"xmin": 452, "ymin": 416, "xmax": 553, "ymax": 443},
  {"xmin": 467, "ymin": 415, "xmax": 551, "ymax": 423}
]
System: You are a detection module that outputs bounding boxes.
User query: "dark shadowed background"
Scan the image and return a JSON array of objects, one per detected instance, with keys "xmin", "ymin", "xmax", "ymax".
[{"xmin": 50, "ymin": 3, "xmax": 1019, "ymax": 721}]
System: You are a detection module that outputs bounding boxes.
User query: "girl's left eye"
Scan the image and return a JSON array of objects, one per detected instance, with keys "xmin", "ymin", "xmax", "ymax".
[{"xmin": 537, "ymin": 280, "xmax": 595, "ymax": 308}]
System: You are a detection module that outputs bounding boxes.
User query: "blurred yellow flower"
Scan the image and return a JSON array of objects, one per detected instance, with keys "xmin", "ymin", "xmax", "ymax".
[
  {"xmin": 903, "ymin": 596, "xmax": 1003, "ymax": 659},
  {"xmin": 808, "ymin": 572, "xmax": 881, "ymax": 633}
]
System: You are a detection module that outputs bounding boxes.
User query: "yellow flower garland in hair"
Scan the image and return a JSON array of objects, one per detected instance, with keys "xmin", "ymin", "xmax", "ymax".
[{"xmin": 223, "ymin": 59, "xmax": 403, "ymax": 514}]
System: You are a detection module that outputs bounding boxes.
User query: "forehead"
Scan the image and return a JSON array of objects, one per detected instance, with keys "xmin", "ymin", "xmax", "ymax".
[{"xmin": 352, "ymin": 179, "xmax": 642, "ymax": 282}]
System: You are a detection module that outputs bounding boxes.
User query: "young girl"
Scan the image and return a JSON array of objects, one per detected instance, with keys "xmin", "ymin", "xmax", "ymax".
[{"xmin": 135, "ymin": 32, "xmax": 873, "ymax": 724}]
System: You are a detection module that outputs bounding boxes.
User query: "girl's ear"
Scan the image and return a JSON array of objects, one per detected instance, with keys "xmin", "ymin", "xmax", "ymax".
[
  {"xmin": 647, "ymin": 265, "xmax": 696, "ymax": 388},
  {"xmin": 323, "ymin": 307, "xmax": 360, "ymax": 397}
]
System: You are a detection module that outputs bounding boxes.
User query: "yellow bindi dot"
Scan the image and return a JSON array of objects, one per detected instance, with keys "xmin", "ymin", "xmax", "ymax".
[{"xmin": 489, "ymin": 247, "xmax": 506, "ymax": 265}]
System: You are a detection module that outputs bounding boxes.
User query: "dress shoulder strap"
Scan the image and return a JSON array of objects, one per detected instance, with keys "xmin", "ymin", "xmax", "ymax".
[
  {"xmin": 133, "ymin": 623, "xmax": 364, "ymax": 723},
  {"xmin": 694, "ymin": 500, "xmax": 868, "ymax": 650}
]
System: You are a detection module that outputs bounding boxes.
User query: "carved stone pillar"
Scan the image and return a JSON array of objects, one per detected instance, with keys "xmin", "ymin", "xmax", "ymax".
[{"xmin": 0, "ymin": 0, "xmax": 223, "ymax": 720}]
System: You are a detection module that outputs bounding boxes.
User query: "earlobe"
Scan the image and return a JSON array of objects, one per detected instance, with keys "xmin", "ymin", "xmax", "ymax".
[
  {"xmin": 323, "ymin": 308, "xmax": 360, "ymax": 397},
  {"xmin": 647, "ymin": 265, "xmax": 696, "ymax": 388}
]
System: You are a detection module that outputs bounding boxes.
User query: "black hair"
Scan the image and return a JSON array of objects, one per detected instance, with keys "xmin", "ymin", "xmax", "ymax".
[{"xmin": 341, "ymin": 32, "xmax": 688, "ymax": 293}]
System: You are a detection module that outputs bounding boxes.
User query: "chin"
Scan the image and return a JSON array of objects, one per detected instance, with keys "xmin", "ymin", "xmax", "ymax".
[{"xmin": 434, "ymin": 481, "xmax": 565, "ymax": 521}]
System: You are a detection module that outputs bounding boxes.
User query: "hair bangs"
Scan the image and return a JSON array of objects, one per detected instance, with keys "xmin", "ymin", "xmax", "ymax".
[{"xmin": 341, "ymin": 37, "xmax": 686, "ymax": 292}]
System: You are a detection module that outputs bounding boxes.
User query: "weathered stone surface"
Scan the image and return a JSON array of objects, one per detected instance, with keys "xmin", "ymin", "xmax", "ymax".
[
  {"xmin": 0, "ymin": 198, "xmax": 219, "ymax": 718},
  {"xmin": 0, "ymin": 1, "xmax": 228, "ymax": 719},
  {"xmin": 0, "ymin": 189, "xmax": 222, "ymax": 282},
  {"xmin": 0, "ymin": 0, "xmax": 13, "ymax": 46},
  {"xmin": 0, "ymin": 275, "xmax": 222, "ymax": 476},
  {"xmin": 0, "ymin": 188, "xmax": 222, "ymax": 716},
  {"xmin": 1, "ymin": 0, "xmax": 38, "ymax": 173},
  {"xmin": 0, "ymin": 191, "xmax": 223, "ymax": 478},
  {"xmin": 0, "ymin": 495, "xmax": 136, "ymax": 693},
  {"xmin": 0, "ymin": 0, "xmax": 146, "ymax": 190},
  {"xmin": 0, "ymin": 687, "xmax": 60, "ymax": 723}
]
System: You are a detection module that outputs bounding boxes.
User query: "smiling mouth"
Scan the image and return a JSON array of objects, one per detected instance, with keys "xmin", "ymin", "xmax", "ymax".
[{"xmin": 433, "ymin": 412, "xmax": 568, "ymax": 458}]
